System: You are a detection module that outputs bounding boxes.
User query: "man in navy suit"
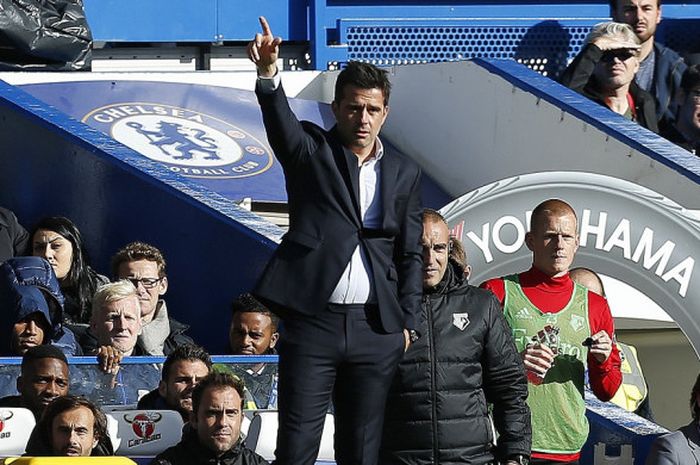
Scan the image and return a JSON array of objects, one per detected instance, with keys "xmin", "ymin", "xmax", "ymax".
[{"xmin": 247, "ymin": 17, "xmax": 423, "ymax": 465}]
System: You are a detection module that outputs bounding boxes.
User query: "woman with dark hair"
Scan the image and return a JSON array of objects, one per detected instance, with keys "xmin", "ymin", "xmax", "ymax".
[
  {"xmin": 29, "ymin": 217, "xmax": 108, "ymax": 327},
  {"xmin": 645, "ymin": 373, "xmax": 700, "ymax": 464}
]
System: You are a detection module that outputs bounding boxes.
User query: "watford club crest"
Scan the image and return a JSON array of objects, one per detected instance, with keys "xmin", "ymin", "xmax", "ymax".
[{"xmin": 452, "ymin": 312, "xmax": 470, "ymax": 331}]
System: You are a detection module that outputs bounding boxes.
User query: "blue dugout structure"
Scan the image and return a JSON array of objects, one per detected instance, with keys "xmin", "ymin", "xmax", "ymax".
[{"xmin": 82, "ymin": 0, "xmax": 700, "ymax": 71}]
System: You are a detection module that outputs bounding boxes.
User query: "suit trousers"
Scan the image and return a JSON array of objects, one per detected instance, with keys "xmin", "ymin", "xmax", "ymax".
[{"xmin": 274, "ymin": 303, "xmax": 405, "ymax": 465}]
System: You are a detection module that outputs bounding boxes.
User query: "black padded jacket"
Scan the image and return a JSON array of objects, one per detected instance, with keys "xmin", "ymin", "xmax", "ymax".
[
  {"xmin": 150, "ymin": 431, "xmax": 269, "ymax": 465},
  {"xmin": 380, "ymin": 263, "xmax": 531, "ymax": 465}
]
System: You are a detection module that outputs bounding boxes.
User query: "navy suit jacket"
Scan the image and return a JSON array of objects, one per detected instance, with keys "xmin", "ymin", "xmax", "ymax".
[
  {"xmin": 645, "ymin": 422, "xmax": 700, "ymax": 465},
  {"xmin": 253, "ymin": 82, "xmax": 423, "ymax": 334}
]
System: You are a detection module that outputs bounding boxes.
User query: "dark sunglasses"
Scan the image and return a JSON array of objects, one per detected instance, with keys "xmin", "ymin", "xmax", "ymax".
[{"xmin": 601, "ymin": 49, "xmax": 636, "ymax": 63}]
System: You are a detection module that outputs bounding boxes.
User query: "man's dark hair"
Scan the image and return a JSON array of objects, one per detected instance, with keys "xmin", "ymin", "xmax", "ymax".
[
  {"xmin": 691, "ymin": 372, "xmax": 700, "ymax": 421},
  {"xmin": 21, "ymin": 345, "xmax": 68, "ymax": 373},
  {"xmin": 192, "ymin": 372, "xmax": 246, "ymax": 415},
  {"xmin": 231, "ymin": 293, "xmax": 279, "ymax": 331},
  {"xmin": 609, "ymin": 0, "xmax": 661, "ymax": 13},
  {"xmin": 36, "ymin": 396, "xmax": 108, "ymax": 452},
  {"xmin": 681, "ymin": 64, "xmax": 700, "ymax": 93},
  {"xmin": 334, "ymin": 61, "xmax": 392, "ymax": 106},
  {"xmin": 162, "ymin": 344, "xmax": 212, "ymax": 382},
  {"xmin": 110, "ymin": 241, "xmax": 167, "ymax": 279}
]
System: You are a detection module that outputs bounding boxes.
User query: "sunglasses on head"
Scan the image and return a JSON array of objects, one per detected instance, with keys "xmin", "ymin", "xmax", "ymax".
[{"xmin": 601, "ymin": 49, "xmax": 636, "ymax": 63}]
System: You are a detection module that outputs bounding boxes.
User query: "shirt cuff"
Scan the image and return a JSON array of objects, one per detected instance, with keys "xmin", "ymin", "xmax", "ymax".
[{"xmin": 257, "ymin": 72, "xmax": 281, "ymax": 93}]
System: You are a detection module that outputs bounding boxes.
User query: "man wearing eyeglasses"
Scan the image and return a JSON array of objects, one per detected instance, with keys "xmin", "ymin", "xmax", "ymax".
[
  {"xmin": 661, "ymin": 64, "xmax": 700, "ymax": 155},
  {"xmin": 111, "ymin": 241, "xmax": 194, "ymax": 355}
]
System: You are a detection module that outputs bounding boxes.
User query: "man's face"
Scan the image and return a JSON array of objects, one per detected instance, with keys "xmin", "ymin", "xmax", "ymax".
[
  {"xmin": 91, "ymin": 296, "xmax": 141, "ymax": 355},
  {"xmin": 192, "ymin": 386, "xmax": 243, "ymax": 456},
  {"xmin": 50, "ymin": 406, "xmax": 98, "ymax": 456},
  {"xmin": 612, "ymin": 0, "xmax": 661, "ymax": 43},
  {"xmin": 332, "ymin": 85, "xmax": 389, "ymax": 157},
  {"xmin": 421, "ymin": 219, "xmax": 450, "ymax": 290},
  {"xmin": 526, "ymin": 210, "xmax": 579, "ymax": 278},
  {"xmin": 229, "ymin": 312, "xmax": 278, "ymax": 355},
  {"xmin": 677, "ymin": 86, "xmax": 700, "ymax": 140},
  {"xmin": 11, "ymin": 312, "xmax": 50, "ymax": 355},
  {"xmin": 158, "ymin": 359, "xmax": 210, "ymax": 418},
  {"xmin": 592, "ymin": 47, "xmax": 640, "ymax": 91},
  {"xmin": 17, "ymin": 358, "xmax": 69, "ymax": 416},
  {"xmin": 117, "ymin": 259, "xmax": 167, "ymax": 324}
]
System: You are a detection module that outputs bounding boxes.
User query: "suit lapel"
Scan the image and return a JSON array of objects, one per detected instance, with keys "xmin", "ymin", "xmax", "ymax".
[
  {"xmin": 683, "ymin": 422, "xmax": 700, "ymax": 464},
  {"xmin": 380, "ymin": 147, "xmax": 399, "ymax": 230},
  {"xmin": 330, "ymin": 126, "xmax": 362, "ymax": 225}
]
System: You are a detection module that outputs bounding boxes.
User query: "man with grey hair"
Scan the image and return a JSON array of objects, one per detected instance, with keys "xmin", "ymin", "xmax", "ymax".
[
  {"xmin": 560, "ymin": 21, "xmax": 658, "ymax": 132},
  {"xmin": 79, "ymin": 280, "xmax": 144, "ymax": 371}
]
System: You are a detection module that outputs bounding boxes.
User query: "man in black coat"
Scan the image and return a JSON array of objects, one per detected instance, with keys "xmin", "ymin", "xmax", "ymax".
[
  {"xmin": 247, "ymin": 16, "xmax": 423, "ymax": 465},
  {"xmin": 380, "ymin": 209, "xmax": 531, "ymax": 465},
  {"xmin": 0, "ymin": 206, "xmax": 28, "ymax": 264},
  {"xmin": 150, "ymin": 373, "xmax": 268, "ymax": 465}
]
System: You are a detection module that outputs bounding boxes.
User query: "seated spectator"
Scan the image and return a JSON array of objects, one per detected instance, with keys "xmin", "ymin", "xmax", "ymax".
[
  {"xmin": 228, "ymin": 293, "xmax": 279, "ymax": 409},
  {"xmin": 661, "ymin": 64, "xmax": 700, "ymax": 155},
  {"xmin": 150, "ymin": 372, "xmax": 269, "ymax": 465},
  {"xmin": 25, "ymin": 395, "xmax": 113, "ymax": 456},
  {"xmin": 0, "ymin": 345, "xmax": 69, "ymax": 419},
  {"xmin": 645, "ymin": 372, "xmax": 700, "ymax": 464},
  {"xmin": 138, "ymin": 344, "xmax": 212, "ymax": 421},
  {"xmin": 560, "ymin": 21, "xmax": 658, "ymax": 132},
  {"xmin": 570, "ymin": 267, "xmax": 653, "ymax": 421},
  {"xmin": 80, "ymin": 280, "xmax": 143, "ymax": 358},
  {"xmin": 0, "ymin": 257, "xmax": 80, "ymax": 356},
  {"xmin": 30, "ymin": 217, "xmax": 109, "ymax": 329},
  {"xmin": 111, "ymin": 241, "xmax": 194, "ymax": 355},
  {"xmin": 0, "ymin": 206, "xmax": 28, "ymax": 264}
]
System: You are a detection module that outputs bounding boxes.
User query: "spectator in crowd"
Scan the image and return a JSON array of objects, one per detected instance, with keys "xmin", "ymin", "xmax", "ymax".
[
  {"xmin": 228, "ymin": 293, "xmax": 279, "ymax": 409},
  {"xmin": 661, "ymin": 64, "xmax": 700, "ymax": 154},
  {"xmin": 79, "ymin": 280, "xmax": 142, "ymax": 358},
  {"xmin": 381, "ymin": 209, "xmax": 531, "ymax": 465},
  {"xmin": 482, "ymin": 199, "xmax": 622, "ymax": 464},
  {"xmin": 0, "ymin": 345, "xmax": 69, "ymax": 419},
  {"xmin": 0, "ymin": 257, "xmax": 80, "ymax": 356},
  {"xmin": 609, "ymin": 0, "xmax": 687, "ymax": 125},
  {"xmin": 30, "ymin": 217, "xmax": 109, "ymax": 329},
  {"xmin": 150, "ymin": 372, "xmax": 269, "ymax": 465},
  {"xmin": 570, "ymin": 267, "xmax": 653, "ymax": 421},
  {"xmin": 138, "ymin": 344, "xmax": 212, "ymax": 421},
  {"xmin": 645, "ymin": 372, "xmax": 700, "ymax": 464},
  {"xmin": 560, "ymin": 22, "xmax": 658, "ymax": 132},
  {"xmin": 248, "ymin": 17, "xmax": 422, "ymax": 465},
  {"xmin": 111, "ymin": 241, "xmax": 194, "ymax": 355},
  {"xmin": 0, "ymin": 206, "xmax": 28, "ymax": 264},
  {"xmin": 25, "ymin": 395, "xmax": 113, "ymax": 457}
]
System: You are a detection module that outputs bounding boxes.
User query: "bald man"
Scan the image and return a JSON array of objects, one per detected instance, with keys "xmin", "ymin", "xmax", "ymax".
[{"xmin": 482, "ymin": 199, "xmax": 622, "ymax": 465}]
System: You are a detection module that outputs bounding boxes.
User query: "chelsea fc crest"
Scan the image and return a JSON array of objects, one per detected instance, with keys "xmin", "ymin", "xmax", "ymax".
[{"xmin": 82, "ymin": 103, "xmax": 273, "ymax": 179}]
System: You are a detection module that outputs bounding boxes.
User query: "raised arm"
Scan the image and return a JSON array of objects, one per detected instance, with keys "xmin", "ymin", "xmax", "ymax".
[{"xmin": 247, "ymin": 16, "xmax": 282, "ymax": 78}]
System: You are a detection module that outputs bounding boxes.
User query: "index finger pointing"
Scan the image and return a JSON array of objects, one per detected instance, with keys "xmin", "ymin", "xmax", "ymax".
[{"xmin": 259, "ymin": 16, "xmax": 272, "ymax": 36}]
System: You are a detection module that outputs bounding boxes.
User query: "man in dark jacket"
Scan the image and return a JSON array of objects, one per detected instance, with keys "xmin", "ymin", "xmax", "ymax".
[
  {"xmin": 138, "ymin": 343, "xmax": 212, "ymax": 421},
  {"xmin": 559, "ymin": 21, "xmax": 658, "ymax": 133},
  {"xmin": 0, "ymin": 206, "xmax": 28, "ymax": 264},
  {"xmin": 0, "ymin": 256, "xmax": 80, "ymax": 356},
  {"xmin": 0, "ymin": 345, "xmax": 69, "ymax": 419},
  {"xmin": 660, "ymin": 64, "xmax": 700, "ymax": 154},
  {"xmin": 380, "ymin": 209, "xmax": 531, "ymax": 465},
  {"xmin": 609, "ymin": 0, "xmax": 687, "ymax": 125},
  {"xmin": 111, "ymin": 241, "xmax": 194, "ymax": 355},
  {"xmin": 150, "ymin": 372, "xmax": 268, "ymax": 465}
]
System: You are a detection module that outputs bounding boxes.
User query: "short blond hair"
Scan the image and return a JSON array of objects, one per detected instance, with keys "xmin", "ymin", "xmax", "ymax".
[
  {"xmin": 91, "ymin": 280, "xmax": 141, "ymax": 323},
  {"xmin": 585, "ymin": 22, "xmax": 641, "ymax": 50}
]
